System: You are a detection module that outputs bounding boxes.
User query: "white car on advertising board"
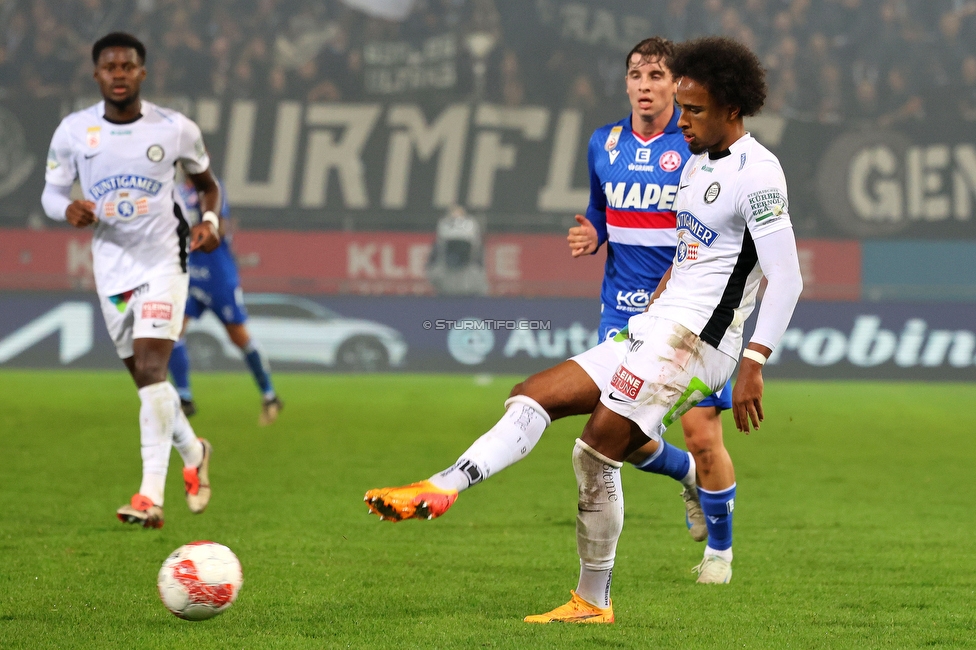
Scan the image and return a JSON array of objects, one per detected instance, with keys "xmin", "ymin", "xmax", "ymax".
[{"xmin": 184, "ymin": 293, "xmax": 407, "ymax": 371}]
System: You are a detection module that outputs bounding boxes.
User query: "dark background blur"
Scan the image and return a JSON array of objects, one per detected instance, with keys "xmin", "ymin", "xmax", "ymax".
[{"xmin": 4, "ymin": 0, "xmax": 975, "ymax": 125}]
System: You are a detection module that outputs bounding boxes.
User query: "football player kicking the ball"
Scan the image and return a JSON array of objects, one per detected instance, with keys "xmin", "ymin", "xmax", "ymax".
[
  {"xmin": 42, "ymin": 33, "xmax": 220, "ymax": 529},
  {"xmin": 365, "ymin": 38, "xmax": 727, "ymax": 544},
  {"xmin": 525, "ymin": 36, "xmax": 803, "ymax": 624}
]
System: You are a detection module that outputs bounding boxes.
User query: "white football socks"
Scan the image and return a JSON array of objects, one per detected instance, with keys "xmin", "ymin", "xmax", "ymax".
[
  {"xmin": 429, "ymin": 395, "xmax": 551, "ymax": 492},
  {"xmin": 137, "ymin": 382, "xmax": 175, "ymax": 506},
  {"xmin": 136, "ymin": 382, "xmax": 203, "ymax": 506},
  {"xmin": 704, "ymin": 546, "xmax": 733, "ymax": 562},
  {"xmin": 573, "ymin": 439, "xmax": 623, "ymax": 610},
  {"xmin": 683, "ymin": 452, "xmax": 697, "ymax": 489},
  {"xmin": 167, "ymin": 383, "xmax": 203, "ymax": 468}
]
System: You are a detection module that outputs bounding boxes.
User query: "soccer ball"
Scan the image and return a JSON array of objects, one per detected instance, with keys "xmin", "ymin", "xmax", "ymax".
[{"xmin": 157, "ymin": 541, "xmax": 243, "ymax": 620}]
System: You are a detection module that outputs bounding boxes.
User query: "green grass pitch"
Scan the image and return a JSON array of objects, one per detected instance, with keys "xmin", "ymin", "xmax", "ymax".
[{"xmin": 1, "ymin": 370, "xmax": 975, "ymax": 649}]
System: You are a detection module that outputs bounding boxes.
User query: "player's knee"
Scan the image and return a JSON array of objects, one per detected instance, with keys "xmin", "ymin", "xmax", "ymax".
[
  {"xmin": 682, "ymin": 410, "xmax": 722, "ymax": 454},
  {"xmin": 132, "ymin": 355, "xmax": 168, "ymax": 385}
]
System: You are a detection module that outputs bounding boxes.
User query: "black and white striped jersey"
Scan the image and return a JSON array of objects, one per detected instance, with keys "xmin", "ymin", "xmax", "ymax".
[{"xmin": 647, "ymin": 133, "xmax": 793, "ymax": 359}]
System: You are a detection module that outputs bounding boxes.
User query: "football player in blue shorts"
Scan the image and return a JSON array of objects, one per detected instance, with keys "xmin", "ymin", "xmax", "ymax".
[
  {"xmin": 168, "ymin": 176, "xmax": 283, "ymax": 426},
  {"xmin": 567, "ymin": 35, "xmax": 736, "ymax": 551},
  {"xmin": 365, "ymin": 38, "xmax": 721, "ymax": 550}
]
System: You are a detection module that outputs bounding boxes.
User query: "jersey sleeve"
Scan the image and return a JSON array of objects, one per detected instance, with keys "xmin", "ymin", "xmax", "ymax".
[
  {"xmin": 44, "ymin": 121, "xmax": 77, "ymax": 187},
  {"xmin": 735, "ymin": 160, "xmax": 792, "ymax": 239},
  {"xmin": 584, "ymin": 132, "xmax": 608, "ymax": 249},
  {"xmin": 176, "ymin": 116, "xmax": 211, "ymax": 175},
  {"xmin": 218, "ymin": 180, "xmax": 230, "ymax": 219}
]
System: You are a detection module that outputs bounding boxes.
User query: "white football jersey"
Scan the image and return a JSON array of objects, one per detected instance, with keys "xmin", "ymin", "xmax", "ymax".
[
  {"xmin": 45, "ymin": 100, "xmax": 210, "ymax": 296},
  {"xmin": 647, "ymin": 133, "xmax": 793, "ymax": 359}
]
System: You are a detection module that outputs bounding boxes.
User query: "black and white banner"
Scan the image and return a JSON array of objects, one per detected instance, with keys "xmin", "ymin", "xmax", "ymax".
[{"xmin": 3, "ymin": 96, "xmax": 976, "ymax": 238}]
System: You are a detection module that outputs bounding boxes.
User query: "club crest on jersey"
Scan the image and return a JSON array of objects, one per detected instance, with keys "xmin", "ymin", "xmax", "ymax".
[
  {"xmin": 147, "ymin": 144, "xmax": 164, "ymax": 162},
  {"xmin": 116, "ymin": 200, "xmax": 136, "ymax": 221},
  {"xmin": 659, "ymin": 150, "xmax": 682, "ymax": 172},
  {"xmin": 704, "ymin": 182, "xmax": 721, "ymax": 203},
  {"xmin": 86, "ymin": 126, "xmax": 101, "ymax": 148},
  {"xmin": 675, "ymin": 211, "xmax": 719, "ymax": 246},
  {"xmin": 604, "ymin": 125, "xmax": 623, "ymax": 151},
  {"xmin": 609, "ymin": 149, "xmax": 620, "ymax": 165},
  {"xmin": 675, "ymin": 231, "xmax": 700, "ymax": 265}
]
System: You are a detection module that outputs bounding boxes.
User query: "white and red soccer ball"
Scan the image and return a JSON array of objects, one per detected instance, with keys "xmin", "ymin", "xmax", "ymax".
[{"xmin": 157, "ymin": 541, "xmax": 243, "ymax": 620}]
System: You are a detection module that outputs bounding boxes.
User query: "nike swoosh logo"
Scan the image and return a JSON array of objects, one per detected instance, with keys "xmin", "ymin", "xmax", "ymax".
[
  {"xmin": 679, "ymin": 184, "xmax": 689, "ymax": 189},
  {"xmin": 578, "ymin": 507, "xmax": 602, "ymax": 513},
  {"xmin": 84, "ymin": 152, "xmax": 101, "ymax": 159},
  {"xmin": 607, "ymin": 391, "xmax": 631, "ymax": 403},
  {"xmin": 151, "ymin": 322, "xmax": 169, "ymax": 328}
]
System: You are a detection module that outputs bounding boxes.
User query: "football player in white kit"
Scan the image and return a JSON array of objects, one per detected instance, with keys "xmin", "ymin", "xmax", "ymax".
[
  {"xmin": 41, "ymin": 33, "xmax": 221, "ymax": 529},
  {"xmin": 526, "ymin": 37, "xmax": 804, "ymax": 623}
]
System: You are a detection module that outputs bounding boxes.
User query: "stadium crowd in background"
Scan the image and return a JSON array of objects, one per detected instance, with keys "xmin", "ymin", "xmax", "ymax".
[{"xmin": 2, "ymin": 0, "xmax": 976, "ymax": 124}]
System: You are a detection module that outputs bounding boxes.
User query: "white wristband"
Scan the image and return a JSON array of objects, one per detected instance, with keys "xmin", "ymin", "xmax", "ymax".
[
  {"xmin": 742, "ymin": 349, "xmax": 767, "ymax": 366},
  {"xmin": 201, "ymin": 210, "xmax": 219, "ymax": 230}
]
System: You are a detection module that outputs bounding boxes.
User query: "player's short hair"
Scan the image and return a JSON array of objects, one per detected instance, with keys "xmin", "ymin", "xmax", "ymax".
[
  {"xmin": 625, "ymin": 37, "xmax": 675, "ymax": 72},
  {"xmin": 92, "ymin": 32, "xmax": 147, "ymax": 65},
  {"xmin": 668, "ymin": 37, "xmax": 767, "ymax": 116}
]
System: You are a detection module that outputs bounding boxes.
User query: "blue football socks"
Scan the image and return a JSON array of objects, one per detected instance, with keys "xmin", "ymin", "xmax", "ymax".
[
  {"xmin": 633, "ymin": 440, "xmax": 692, "ymax": 483},
  {"xmin": 168, "ymin": 338, "xmax": 193, "ymax": 402},
  {"xmin": 698, "ymin": 483, "xmax": 736, "ymax": 553},
  {"xmin": 243, "ymin": 342, "xmax": 275, "ymax": 397}
]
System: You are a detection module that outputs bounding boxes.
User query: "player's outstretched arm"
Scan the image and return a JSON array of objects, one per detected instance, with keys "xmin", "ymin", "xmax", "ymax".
[{"xmin": 568, "ymin": 214, "xmax": 598, "ymax": 257}]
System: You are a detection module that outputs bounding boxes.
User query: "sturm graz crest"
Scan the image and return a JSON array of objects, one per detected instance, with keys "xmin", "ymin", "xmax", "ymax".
[
  {"xmin": 0, "ymin": 106, "xmax": 35, "ymax": 199},
  {"xmin": 704, "ymin": 182, "xmax": 721, "ymax": 203}
]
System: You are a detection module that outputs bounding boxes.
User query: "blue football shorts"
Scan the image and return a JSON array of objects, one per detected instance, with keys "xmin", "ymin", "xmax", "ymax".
[{"xmin": 185, "ymin": 246, "xmax": 248, "ymax": 325}]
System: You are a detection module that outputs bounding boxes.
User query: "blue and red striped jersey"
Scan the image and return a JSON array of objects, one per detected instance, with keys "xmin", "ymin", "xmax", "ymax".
[{"xmin": 585, "ymin": 110, "xmax": 688, "ymax": 319}]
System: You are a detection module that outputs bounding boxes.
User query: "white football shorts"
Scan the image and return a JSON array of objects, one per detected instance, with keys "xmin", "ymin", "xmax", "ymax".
[
  {"xmin": 570, "ymin": 333, "xmax": 629, "ymax": 391},
  {"xmin": 98, "ymin": 273, "xmax": 188, "ymax": 358},
  {"xmin": 598, "ymin": 314, "xmax": 736, "ymax": 440}
]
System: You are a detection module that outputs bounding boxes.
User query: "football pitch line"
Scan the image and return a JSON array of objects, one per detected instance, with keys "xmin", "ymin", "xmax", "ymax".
[{"xmin": 1, "ymin": 370, "xmax": 974, "ymax": 649}]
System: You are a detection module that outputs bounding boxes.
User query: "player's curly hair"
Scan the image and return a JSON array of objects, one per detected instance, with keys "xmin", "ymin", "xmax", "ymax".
[
  {"xmin": 92, "ymin": 32, "xmax": 147, "ymax": 65},
  {"xmin": 668, "ymin": 37, "xmax": 766, "ymax": 116},
  {"xmin": 625, "ymin": 37, "xmax": 675, "ymax": 71}
]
